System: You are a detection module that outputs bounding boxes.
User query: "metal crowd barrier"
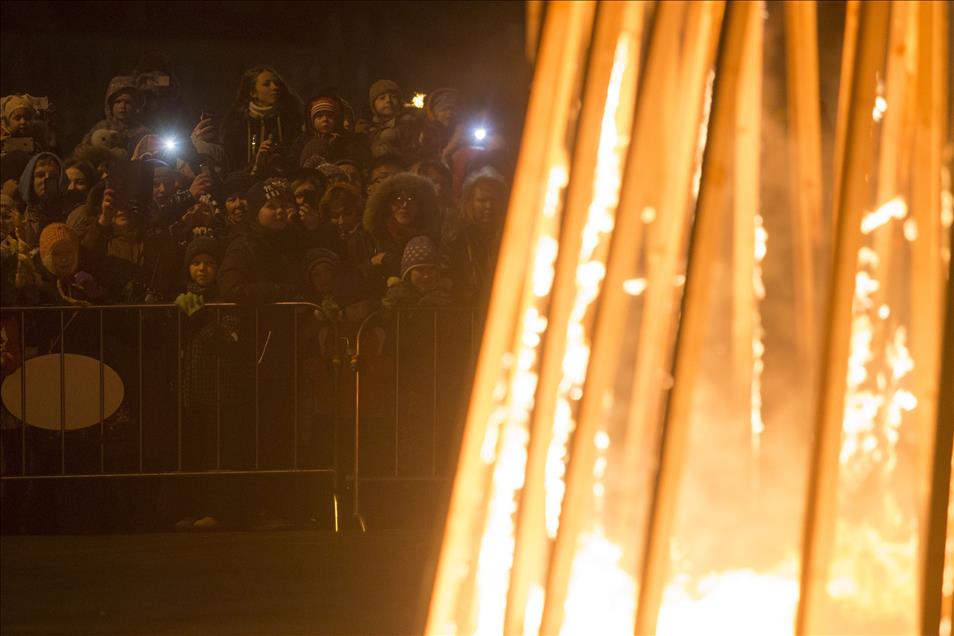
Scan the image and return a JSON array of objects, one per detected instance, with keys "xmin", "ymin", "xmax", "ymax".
[
  {"xmin": 0, "ymin": 302, "xmax": 342, "ymax": 529},
  {"xmin": 351, "ymin": 307, "xmax": 478, "ymax": 529},
  {"xmin": 0, "ymin": 302, "xmax": 479, "ymax": 531}
]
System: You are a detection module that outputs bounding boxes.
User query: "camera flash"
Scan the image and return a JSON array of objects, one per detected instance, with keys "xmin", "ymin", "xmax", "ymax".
[
  {"xmin": 164, "ymin": 138, "xmax": 177, "ymax": 151},
  {"xmin": 473, "ymin": 128, "xmax": 487, "ymax": 141}
]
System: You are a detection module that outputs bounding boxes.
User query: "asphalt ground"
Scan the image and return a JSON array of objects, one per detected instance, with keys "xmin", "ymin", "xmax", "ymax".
[{"xmin": 1, "ymin": 527, "xmax": 440, "ymax": 635}]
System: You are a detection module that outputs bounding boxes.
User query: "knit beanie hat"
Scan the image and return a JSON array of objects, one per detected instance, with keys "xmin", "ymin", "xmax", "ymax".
[
  {"xmin": 425, "ymin": 88, "xmax": 461, "ymax": 121},
  {"xmin": 104, "ymin": 76, "xmax": 139, "ymax": 118},
  {"xmin": 1, "ymin": 94, "xmax": 35, "ymax": 125},
  {"xmin": 245, "ymin": 177, "xmax": 292, "ymax": 215},
  {"xmin": 303, "ymin": 247, "xmax": 340, "ymax": 278},
  {"xmin": 184, "ymin": 235, "xmax": 221, "ymax": 268},
  {"xmin": 309, "ymin": 96, "xmax": 341, "ymax": 120},
  {"xmin": 369, "ymin": 80, "xmax": 401, "ymax": 107},
  {"xmin": 400, "ymin": 235, "xmax": 439, "ymax": 279},
  {"xmin": 39, "ymin": 223, "xmax": 79, "ymax": 276}
]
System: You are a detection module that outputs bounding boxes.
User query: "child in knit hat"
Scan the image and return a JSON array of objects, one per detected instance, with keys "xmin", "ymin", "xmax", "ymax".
[
  {"xmin": 355, "ymin": 80, "xmax": 422, "ymax": 161},
  {"xmin": 172, "ymin": 235, "xmax": 238, "ymax": 531},
  {"xmin": 33, "ymin": 222, "xmax": 104, "ymax": 305},
  {"xmin": 382, "ymin": 235, "xmax": 453, "ymax": 309}
]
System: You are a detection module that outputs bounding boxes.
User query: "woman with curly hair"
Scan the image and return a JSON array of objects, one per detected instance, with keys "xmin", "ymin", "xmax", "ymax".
[{"xmin": 219, "ymin": 65, "xmax": 303, "ymax": 175}]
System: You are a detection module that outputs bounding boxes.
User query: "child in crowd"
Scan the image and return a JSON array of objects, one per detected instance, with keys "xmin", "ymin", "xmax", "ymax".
[{"xmin": 383, "ymin": 235, "xmax": 453, "ymax": 309}]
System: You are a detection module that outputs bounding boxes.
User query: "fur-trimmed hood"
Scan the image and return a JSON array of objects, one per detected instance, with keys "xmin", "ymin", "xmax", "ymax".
[{"xmin": 363, "ymin": 171, "xmax": 441, "ymax": 240}]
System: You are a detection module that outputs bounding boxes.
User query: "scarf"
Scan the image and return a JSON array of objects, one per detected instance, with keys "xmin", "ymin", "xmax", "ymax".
[{"xmin": 248, "ymin": 101, "xmax": 278, "ymax": 120}]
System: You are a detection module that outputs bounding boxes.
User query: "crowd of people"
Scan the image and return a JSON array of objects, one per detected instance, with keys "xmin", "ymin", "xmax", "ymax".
[
  {"xmin": 1, "ymin": 65, "xmax": 511, "ymax": 314},
  {"xmin": 0, "ymin": 63, "xmax": 511, "ymax": 531}
]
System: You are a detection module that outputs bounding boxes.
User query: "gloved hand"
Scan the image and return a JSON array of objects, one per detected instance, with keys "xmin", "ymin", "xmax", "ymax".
[{"xmin": 174, "ymin": 292, "xmax": 205, "ymax": 316}]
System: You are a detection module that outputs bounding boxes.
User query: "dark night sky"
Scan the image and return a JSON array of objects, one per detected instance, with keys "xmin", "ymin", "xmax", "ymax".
[{"xmin": 1, "ymin": 0, "xmax": 530, "ymax": 152}]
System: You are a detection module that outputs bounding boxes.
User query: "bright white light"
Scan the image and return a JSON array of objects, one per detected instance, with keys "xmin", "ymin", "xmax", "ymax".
[
  {"xmin": 411, "ymin": 92, "xmax": 426, "ymax": 109},
  {"xmin": 163, "ymin": 138, "xmax": 177, "ymax": 151},
  {"xmin": 474, "ymin": 128, "xmax": 488, "ymax": 142},
  {"xmin": 872, "ymin": 96, "xmax": 888, "ymax": 122}
]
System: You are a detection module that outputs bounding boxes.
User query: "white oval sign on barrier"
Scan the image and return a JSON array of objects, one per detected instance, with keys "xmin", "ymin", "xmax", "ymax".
[{"xmin": 1, "ymin": 354, "xmax": 125, "ymax": 431}]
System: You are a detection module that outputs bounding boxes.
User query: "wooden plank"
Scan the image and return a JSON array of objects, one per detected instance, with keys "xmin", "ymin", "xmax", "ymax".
[
  {"xmin": 794, "ymin": 3, "xmax": 892, "ymax": 634},
  {"xmin": 632, "ymin": 3, "xmax": 755, "ymax": 634}
]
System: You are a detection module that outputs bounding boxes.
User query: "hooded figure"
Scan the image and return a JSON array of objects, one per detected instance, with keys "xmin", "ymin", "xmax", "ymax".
[
  {"xmin": 353, "ymin": 171, "xmax": 441, "ymax": 296},
  {"xmin": 17, "ymin": 152, "xmax": 67, "ymax": 246},
  {"xmin": 354, "ymin": 80, "xmax": 422, "ymax": 163},
  {"xmin": 220, "ymin": 65, "xmax": 303, "ymax": 174},
  {"xmin": 78, "ymin": 77, "xmax": 152, "ymax": 154}
]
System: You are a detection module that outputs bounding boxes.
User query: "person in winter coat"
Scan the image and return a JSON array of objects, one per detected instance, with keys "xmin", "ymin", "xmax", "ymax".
[
  {"xmin": 220, "ymin": 65, "xmax": 303, "ymax": 175},
  {"xmin": 382, "ymin": 235, "xmax": 454, "ymax": 309},
  {"xmin": 418, "ymin": 88, "xmax": 462, "ymax": 162},
  {"xmin": 29, "ymin": 222, "xmax": 106, "ymax": 306},
  {"xmin": 1, "ymin": 94, "xmax": 54, "ymax": 155},
  {"xmin": 353, "ymin": 171, "xmax": 442, "ymax": 298},
  {"xmin": 82, "ymin": 181, "xmax": 180, "ymax": 302},
  {"xmin": 218, "ymin": 177, "xmax": 301, "ymax": 304},
  {"xmin": 443, "ymin": 167, "xmax": 508, "ymax": 306},
  {"xmin": 413, "ymin": 158, "xmax": 456, "ymax": 233},
  {"xmin": 169, "ymin": 235, "xmax": 239, "ymax": 530},
  {"xmin": 17, "ymin": 152, "xmax": 67, "ymax": 247},
  {"xmin": 354, "ymin": 80, "xmax": 421, "ymax": 163},
  {"xmin": 289, "ymin": 170, "xmax": 337, "ymax": 253},
  {"xmin": 297, "ymin": 95, "xmax": 370, "ymax": 168},
  {"xmin": 319, "ymin": 181, "xmax": 364, "ymax": 258},
  {"xmin": 62, "ymin": 158, "xmax": 98, "ymax": 214},
  {"xmin": 77, "ymin": 76, "xmax": 151, "ymax": 155}
]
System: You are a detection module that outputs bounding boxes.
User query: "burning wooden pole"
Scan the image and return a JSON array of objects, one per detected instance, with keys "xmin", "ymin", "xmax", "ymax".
[
  {"xmin": 916, "ymin": 1, "xmax": 951, "ymax": 633},
  {"xmin": 504, "ymin": 2, "xmax": 643, "ymax": 633},
  {"xmin": 831, "ymin": 0, "xmax": 859, "ymax": 239},
  {"xmin": 732, "ymin": 0, "xmax": 764, "ymax": 480},
  {"xmin": 633, "ymin": 2, "xmax": 755, "ymax": 633},
  {"xmin": 424, "ymin": 3, "xmax": 595, "ymax": 633},
  {"xmin": 783, "ymin": 0, "xmax": 822, "ymax": 384},
  {"xmin": 536, "ymin": 2, "xmax": 725, "ymax": 633},
  {"xmin": 795, "ymin": 3, "xmax": 891, "ymax": 634}
]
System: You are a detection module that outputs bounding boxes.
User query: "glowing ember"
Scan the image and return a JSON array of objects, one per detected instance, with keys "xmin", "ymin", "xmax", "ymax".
[
  {"xmin": 623, "ymin": 277, "xmax": 648, "ymax": 296},
  {"xmin": 860, "ymin": 197, "xmax": 906, "ymax": 235},
  {"xmin": 872, "ymin": 95, "xmax": 887, "ymax": 121}
]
